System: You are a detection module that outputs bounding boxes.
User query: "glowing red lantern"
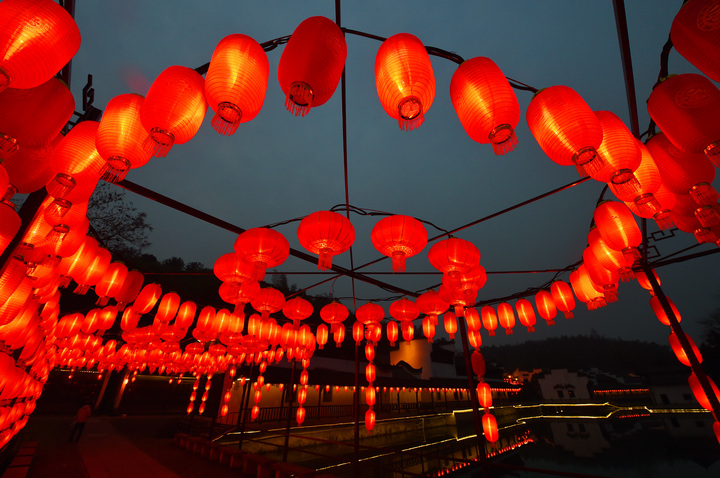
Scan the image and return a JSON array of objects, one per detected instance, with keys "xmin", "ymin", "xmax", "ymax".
[
  {"xmin": 333, "ymin": 324, "xmax": 345, "ymax": 347},
  {"xmin": 366, "ymin": 386, "xmax": 376, "ymax": 406},
  {"xmin": 206, "ymin": 34, "xmax": 268, "ymax": 134},
  {"xmin": 278, "ymin": 16, "xmax": 346, "ymax": 116},
  {"xmin": 374, "ymin": 33, "xmax": 435, "ymax": 131},
  {"xmin": 551, "ymin": 280, "xmax": 575, "ymax": 319},
  {"xmin": 282, "ymin": 297, "xmax": 313, "ymax": 328},
  {"xmin": 688, "ymin": 372, "xmax": 720, "ymax": 411},
  {"xmin": 443, "ymin": 311, "xmax": 458, "ymax": 339},
  {"xmin": 471, "ymin": 351, "xmax": 486, "ymax": 377},
  {"xmin": 386, "ymin": 320, "xmax": 398, "ymax": 346},
  {"xmin": 647, "ymin": 73, "xmax": 720, "ymax": 165},
  {"xmin": 0, "ymin": 203, "xmax": 20, "ymax": 256},
  {"xmin": 370, "ymin": 215, "xmax": 428, "ymax": 272},
  {"xmin": 582, "ymin": 247, "xmax": 619, "ymax": 303},
  {"xmin": 636, "ymin": 269, "xmax": 661, "ymax": 295},
  {"xmin": 416, "ymin": 290, "xmax": 449, "ymax": 326},
  {"xmin": 297, "ymin": 211, "xmax": 355, "ymax": 271},
  {"xmin": 671, "ymin": 0, "xmax": 720, "ymax": 84},
  {"xmin": 650, "ymin": 295, "xmax": 681, "ymax": 326},
  {"xmin": 534, "ymin": 290, "xmax": 557, "ymax": 326},
  {"xmin": 480, "ymin": 305, "xmax": 498, "ymax": 336},
  {"xmin": 352, "ymin": 321, "xmax": 364, "ymax": 345},
  {"xmin": 140, "ymin": 66, "xmax": 208, "ymax": 157},
  {"xmin": 464, "ymin": 307, "xmax": 481, "ymax": 331},
  {"xmin": 515, "ymin": 299, "xmax": 537, "ymax": 332},
  {"xmin": 0, "ymin": 0, "xmax": 81, "ymax": 92},
  {"xmin": 468, "ymin": 329, "xmax": 482, "ymax": 349},
  {"xmin": 497, "ymin": 302, "xmax": 516, "ymax": 335},
  {"xmin": 428, "ymin": 237, "xmax": 481, "ymax": 287},
  {"xmin": 316, "ymin": 324, "xmax": 328, "ymax": 350},
  {"xmin": 365, "ymin": 408, "xmax": 376, "ymax": 432},
  {"xmin": 422, "ymin": 316, "xmax": 436, "ymax": 343},
  {"xmin": 94, "ymin": 262, "xmax": 129, "ymax": 306},
  {"xmin": 389, "ymin": 298, "xmax": 419, "ymax": 324},
  {"xmin": 669, "ymin": 331, "xmax": 702, "ymax": 367},
  {"xmin": 365, "ymin": 363, "xmax": 376, "ymax": 383},
  {"xmin": 251, "ymin": 287, "xmax": 285, "ymax": 321},
  {"xmin": 526, "ymin": 85, "xmax": 604, "ymax": 175},
  {"xmin": 234, "ymin": 228, "xmax": 290, "ymax": 281},
  {"xmin": 450, "ymin": 56, "xmax": 520, "ymax": 154},
  {"xmin": 73, "ymin": 246, "xmax": 111, "ymax": 295},
  {"xmin": 592, "ymin": 110, "xmax": 641, "ymax": 196},
  {"xmin": 593, "ymin": 201, "xmax": 642, "ymax": 264},
  {"xmin": 155, "ymin": 292, "xmax": 181, "ymax": 323},
  {"xmin": 401, "ymin": 321, "xmax": 414, "ymax": 342},
  {"xmin": 477, "ymin": 382, "xmax": 492, "ymax": 409},
  {"xmin": 356, "ymin": 303, "xmax": 384, "ymax": 325},
  {"xmin": 482, "ymin": 412, "xmax": 499, "ymax": 443},
  {"xmin": 586, "ymin": 225, "xmax": 634, "ymax": 282}
]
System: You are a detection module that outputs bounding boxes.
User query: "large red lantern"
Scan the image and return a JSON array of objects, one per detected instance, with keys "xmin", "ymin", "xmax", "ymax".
[
  {"xmin": 416, "ymin": 290, "xmax": 449, "ymax": 326},
  {"xmin": 297, "ymin": 211, "xmax": 355, "ymax": 271},
  {"xmin": 320, "ymin": 302, "xmax": 349, "ymax": 328},
  {"xmin": 282, "ymin": 297, "xmax": 313, "ymax": 328},
  {"xmin": 593, "ymin": 201, "xmax": 642, "ymax": 265},
  {"xmin": 356, "ymin": 303, "xmax": 384, "ymax": 326},
  {"xmin": 389, "ymin": 298, "xmax": 419, "ymax": 324},
  {"xmin": 592, "ymin": 111, "xmax": 641, "ymax": 196},
  {"xmin": 94, "ymin": 262, "xmax": 129, "ymax": 306},
  {"xmin": 206, "ymin": 34, "xmax": 269, "ymax": 134},
  {"xmin": 95, "ymin": 94, "xmax": 152, "ymax": 182},
  {"xmin": 586, "ymin": 225, "xmax": 634, "ymax": 282},
  {"xmin": 582, "ymin": 247, "xmax": 619, "ymax": 303},
  {"xmin": 213, "ymin": 253, "xmax": 255, "ymax": 285},
  {"xmin": 73, "ymin": 247, "xmax": 111, "ymax": 295},
  {"xmin": 234, "ymin": 228, "xmax": 290, "ymax": 281},
  {"xmin": 647, "ymin": 73, "xmax": 720, "ymax": 165},
  {"xmin": 450, "ymin": 56, "xmax": 520, "ymax": 154},
  {"xmin": 0, "ymin": 0, "xmax": 81, "ymax": 92},
  {"xmin": 671, "ymin": 0, "xmax": 720, "ymax": 83},
  {"xmin": 251, "ymin": 287, "xmax": 285, "ymax": 321},
  {"xmin": 650, "ymin": 295, "xmax": 681, "ymax": 326},
  {"xmin": 370, "ymin": 215, "xmax": 427, "ymax": 273},
  {"xmin": 374, "ymin": 33, "xmax": 435, "ymax": 131},
  {"xmin": 550, "ymin": 280, "xmax": 575, "ymax": 319},
  {"xmin": 277, "ymin": 16, "xmax": 346, "ymax": 116},
  {"xmin": 140, "ymin": 66, "xmax": 208, "ymax": 157},
  {"xmin": 428, "ymin": 237, "xmax": 481, "ymax": 287},
  {"xmin": 526, "ymin": 85, "xmax": 604, "ymax": 175}
]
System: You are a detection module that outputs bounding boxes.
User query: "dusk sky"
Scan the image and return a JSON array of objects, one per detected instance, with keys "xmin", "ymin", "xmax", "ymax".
[{"xmin": 62, "ymin": 1, "xmax": 720, "ymax": 347}]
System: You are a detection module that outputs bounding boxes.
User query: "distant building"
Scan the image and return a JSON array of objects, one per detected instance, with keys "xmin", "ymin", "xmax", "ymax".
[{"xmin": 537, "ymin": 369, "xmax": 589, "ymax": 401}]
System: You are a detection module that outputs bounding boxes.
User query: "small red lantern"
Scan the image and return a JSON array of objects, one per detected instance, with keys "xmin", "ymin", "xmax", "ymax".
[
  {"xmin": 477, "ymin": 382, "xmax": 492, "ymax": 409},
  {"xmin": 416, "ymin": 290, "xmax": 449, "ymax": 326},
  {"xmin": 468, "ymin": 329, "xmax": 482, "ymax": 349},
  {"xmin": 316, "ymin": 324, "xmax": 328, "ymax": 350},
  {"xmin": 593, "ymin": 201, "xmax": 642, "ymax": 265},
  {"xmin": 482, "ymin": 412, "xmax": 499, "ymax": 443},
  {"xmin": 370, "ymin": 215, "xmax": 428, "ymax": 272},
  {"xmin": 515, "ymin": 299, "xmax": 537, "ymax": 333},
  {"xmin": 650, "ymin": 295, "xmax": 681, "ymax": 326},
  {"xmin": 480, "ymin": 305, "xmax": 498, "ymax": 336},
  {"xmin": 471, "ymin": 351, "xmax": 486, "ymax": 377},
  {"xmin": 551, "ymin": 281, "xmax": 575, "ymax": 319},
  {"xmin": 95, "ymin": 262, "xmax": 129, "ymax": 306},
  {"xmin": 234, "ymin": 228, "xmax": 290, "ymax": 281},
  {"xmin": 422, "ymin": 316, "xmax": 436, "ymax": 343},
  {"xmin": 582, "ymin": 248, "xmax": 619, "ymax": 303},
  {"xmin": 688, "ymin": 372, "xmax": 720, "ymax": 411},
  {"xmin": 140, "ymin": 66, "xmax": 208, "ymax": 157},
  {"xmin": 352, "ymin": 321, "xmax": 364, "ymax": 345},
  {"xmin": 586, "ymin": 225, "xmax": 634, "ymax": 282},
  {"xmin": 278, "ymin": 16, "xmax": 346, "ymax": 117},
  {"xmin": 374, "ymin": 33, "xmax": 435, "ymax": 131},
  {"xmin": 497, "ymin": 303, "xmax": 515, "ymax": 335},
  {"xmin": 0, "ymin": 0, "xmax": 81, "ymax": 92},
  {"xmin": 206, "ymin": 34, "xmax": 268, "ymax": 134},
  {"xmin": 156, "ymin": 292, "xmax": 181, "ymax": 323},
  {"xmin": 450, "ymin": 56, "xmax": 520, "ymax": 154},
  {"xmin": 389, "ymin": 298, "xmax": 420, "ymax": 323},
  {"xmin": 401, "ymin": 321, "xmax": 414, "ymax": 342},
  {"xmin": 365, "ymin": 408, "xmax": 376, "ymax": 432},
  {"xmin": 282, "ymin": 297, "xmax": 313, "ymax": 328},
  {"xmin": 443, "ymin": 311, "xmax": 458, "ymax": 340},
  {"xmin": 534, "ymin": 290, "xmax": 557, "ymax": 326},
  {"xmin": 464, "ymin": 307, "xmax": 481, "ymax": 331},
  {"xmin": 356, "ymin": 302, "xmax": 384, "ymax": 325},
  {"xmin": 133, "ymin": 283, "xmax": 162, "ymax": 315},
  {"xmin": 365, "ymin": 363, "xmax": 376, "ymax": 383},
  {"xmin": 114, "ymin": 270, "xmax": 144, "ymax": 311},
  {"xmin": 526, "ymin": 85, "xmax": 604, "ymax": 175},
  {"xmin": 386, "ymin": 321, "xmax": 399, "ymax": 347},
  {"xmin": 297, "ymin": 211, "xmax": 355, "ymax": 271}
]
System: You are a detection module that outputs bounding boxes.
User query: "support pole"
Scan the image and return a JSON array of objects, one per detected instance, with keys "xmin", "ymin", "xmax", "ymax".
[
  {"xmin": 94, "ymin": 370, "xmax": 111, "ymax": 411},
  {"xmin": 353, "ymin": 339, "xmax": 360, "ymax": 478},
  {"xmin": 283, "ymin": 358, "xmax": 297, "ymax": 462},
  {"xmin": 238, "ymin": 361, "xmax": 255, "ymax": 448}
]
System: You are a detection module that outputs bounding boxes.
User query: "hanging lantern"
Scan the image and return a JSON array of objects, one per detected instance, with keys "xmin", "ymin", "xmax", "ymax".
[
  {"xmin": 497, "ymin": 302, "xmax": 516, "ymax": 335},
  {"xmin": 374, "ymin": 33, "xmax": 435, "ymax": 131},
  {"xmin": 422, "ymin": 316, "xmax": 435, "ymax": 343},
  {"xmin": 282, "ymin": 296, "xmax": 313, "ymax": 328},
  {"xmin": 464, "ymin": 307, "xmax": 481, "ymax": 331},
  {"xmin": 534, "ymin": 290, "xmax": 557, "ymax": 326},
  {"xmin": 646, "ymin": 132, "xmax": 717, "ymax": 205},
  {"xmin": 428, "ymin": 237, "xmax": 481, "ymax": 287},
  {"xmin": 416, "ymin": 290, "xmax": 449, "ymax": 326},
  {"xmin": 669, "ymin": 331, "xmax": 702, "ymax": 367},
  {"xmin": 206, "ymin": 33, "xmax": 269, "ymax": 134},
  {"xmin": 482, "ymin": 412, "xmax": 499, "ymax": 443},
  {"xmin": 366, "ymin": 386, "xmax": 376, "ymax": 406},
  {"xmin": 365, "ymin": 363, "xmax": 376, "ymax": 383},
  {"xmin": 356, "ymin": 302, "xmax": 384, "ymax": 326},
  {"xmin": 401, "ymin": 321, "xmax": 414, "ymax": 342},
  {"xmin": 688, "ymin": 372, "xmax": 720, "ymax": 411},
  {"xmin": 297, "ymin": 211, "xmax": 355, "ymax": 271},
  {"xmin": 526, "ymin": 85, "xmax": 604, "ymax": 175},
  {"xmin": 0, "ymin": 202, "xmax": 20, "ymax": 256},
  {"xmin": 636, "ymin": 269, "xmax": 661, "ymax": 295},
  {"xmin": 95, "ymin": 94, "xmax": 153, "ymax": 182},
  {"xmin": 155, "ymin": 292, "xmax": 181, "ymax": 323},
  {"xmin": 133, "ymin": 283, "xmax": 162, "ymax": 315},
  {"xmin": 365, "ymin": 408, "xmax": 376, "ymax": 432},
  {"xmin": 587, "ymin": 225, "xmax": 634, "ymax": 282},
  {"xmin": 515, "ymin": 299, "xmax": 537, "ymax": 332},
  {"xmin": 0, "ymin": 78, "xmax": 74, "ymax": 157},
  {"xmin": 443, "ymin": 311, "xmax": 458, "ymax": 340},
  {"xmin": 316, "ymin": 324, "xmax": 328, "ymax": 350},
  {"xmin": 277, "ymin": 16, "xmax": 346, "ymax": 116},
  {"xmin": 670, "ymin": 193, "xmax": 716, "ymax": 244},
  {"xmin": 650, "ymin": 295, "xmax": 681, "ymax": 326},
  {"xmin": 386, "ymin": 320, "xmax": 398, "ymax": 346},
  {"xmin": 582, "ymin": 247, "xmax": 619, "ymax": 303},
  {"xmin": 471, "ymin": 351, "xmax": 486, "ymax": 377},
  {"xmin": 389, "ymin": 298, "xmax": 420, "ymax": 325},
  {"xmin": 370, "ymin": 215, "xmax": 428, "ymax": 272},
  {"xmin": 73, "ymin": 247, "xmax": 111, "ymax": 295},
  {"xmin": 352, "ymin": 321, "xmax": 364, "ymax": 345},
  {"xmin": 234, "ymin": 228, "xmax": 290, "ymax": 281},
  {"xmin": 647, "ymin": 73, "xmax": 720, "ymax": 165},
  {"xmin": 480, "ymin": 305, "xmax": 498, "ymax": 336},
  {"xmin": 570, "ymin": 266, "xmax": 607, "ymax": 311},
  {"xmin": 0, "ymin": 0, "xmax": 81, "ymax": 92},
  {"xmin": 449, "ymin": 56, "xmax": 520, "ymax": 154},
  {"xmin": 251, "ymin": 287, "xmax": 285, "ymax": 321},
  {"xmin": 468, "ymin": 329, "xmax": 482, "ymax": 349},
  {"xmin": 551, "ymin": 280, "xmax": 575, "ymax": 319},
  {"xmin": 593, "ymin": 201, "xmax": 642, "ymax": 265},
  {"xmin": 592, "ymin": 111, "xmax": 641, "ymax": 196},
  {"xmin": 46, "ymin": 121, "xmax": 105, "ymax": 205},
  {"xmin": 671, "ymin": 0, "xmax": 720, "ymax": 83},
  {"xmin": 333, "ymin": 324, "xmax": 346, "ymax": 347},
  {"xmin": 477, "ymin": 382, "xmax": 492, "ymax": 409},
  {"xmin": 140, "ymin": 65, "xmax": 208, "ymax": 157},
  {"xmin": 213, "ymin": 252, "xmax": 256, "ymax": 285},
  {"xmin": 94, "ymin": 262, "xmax": 129, "ymax": 306}
]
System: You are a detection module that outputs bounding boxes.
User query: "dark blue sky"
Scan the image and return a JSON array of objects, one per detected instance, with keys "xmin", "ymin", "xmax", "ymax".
[{"xmin": 67, "ymin": 1, "xmax": 720, "ymax": 346}]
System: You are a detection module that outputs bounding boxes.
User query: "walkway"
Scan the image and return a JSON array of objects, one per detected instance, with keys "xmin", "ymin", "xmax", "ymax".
[{"xmin": 13, "ymin": 415, "xmax": 241, "ymax": 478}]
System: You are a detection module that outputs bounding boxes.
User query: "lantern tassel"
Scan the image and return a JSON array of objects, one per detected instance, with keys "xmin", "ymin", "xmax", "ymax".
[
  {"xmin": 610, "ymin": 170, "xmax": 641, "ymax": 198},
  {"xmin": 211, "ymin": 102, "xmax": 242, "ymax": 136},
  {"xmin": 694, "ymin": 227, "xmax": 716, "ymax": 244},
  {"xmin": 653, "ymin": 211, "xmax": 674, "ymax": 231},
  {"xmin": 96, "ymin": 296, "xmax": 109, "ymax": 306},
  {"xmin": 546, "ymin": 319, "xmax": 555, "ymax": 326},
  {"xmin": 391, "ymin": 251, "xmax": 406, "ymax": 273},
  {"xmin": 690, "ymin": 183, "xmax": 720, "ymax": 206},
  {"xmin": 618, "ymin": 267, "xmax": 635, "ymax": 282},
  {"xmin": 563, "ymin": 311, "xmax": 574, "ymax": 319},
  {"xmin": 318, "ymin": 249, "xmax": 333, "ymax": 271},
  {"xmin": 622, "ymin": 247, "xmax": 641, "ymax": 265},
  {"xmin": 145, "ymin": 128, "xmax": 175, "ymax": 158},
  {"xmin": 399, "ymin": 114, "xmax": 424, "ymax": 132},
  {"xmin": 489, "ymin": 124, "xmax": 518, "ymax": 156},
  {"xmin": 286, "ymin": 82, "xmax": 313, "ymax": 117},
  {"xmin": 102, "ymin": 156, "xmax": 131, "ymax": 183},
  {"xmin": 695, "ymin": 206, "xmax": 720, "ymax": 228},
  {"xmin": 572, "ymin": 147, "xmax": 605, "ymax": 177},
  {"xmin": 704, "ymin": 142, "xmax": 719, "ymax": 167},
  {"xmin": 74, "ymin": 284, "xmax": 91, "ymax": 295}
]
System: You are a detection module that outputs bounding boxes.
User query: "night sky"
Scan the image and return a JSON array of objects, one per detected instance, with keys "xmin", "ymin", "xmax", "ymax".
[{"xmin": 63, "ymin": 1, "xmax": 720, "ymax": 347}]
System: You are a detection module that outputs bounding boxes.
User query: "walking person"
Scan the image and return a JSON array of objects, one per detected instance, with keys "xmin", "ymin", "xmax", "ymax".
[{"xmin": 68, "ymin": 403, "xmax": 92, "ymax": 443}]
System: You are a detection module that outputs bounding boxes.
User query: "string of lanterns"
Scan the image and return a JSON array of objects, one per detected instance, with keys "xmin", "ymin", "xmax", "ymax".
[{"xmin": 0, "ymin": 0, "xmax": 719, "ymax": 445}]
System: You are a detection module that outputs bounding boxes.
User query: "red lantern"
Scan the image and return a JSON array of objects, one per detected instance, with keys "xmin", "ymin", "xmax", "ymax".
[
  {"xmin": 534, "ymin": 290, "xmax": 557, "ymax": 326},
  {"xmin": 316, "ymin": 324, "xmax": 328, "ymax": 350},
  {"xmin": 450, "ymin": 56, "xmax": 520, "ymax": 154},
  {"xmin": 370, "ymin": 215, "xmax": 428, "ymax": 272},
  {"xmin": 477, "ymin": 382, "xmax": 492, "ymax": 408},
  {"xmin": 0, "ymin": 78, "xmax": 74, "ymax": 156},
  {"xmin": 352, "ymin": 321, "xmax": 364, "ymax": 345},
  {"xmin": 0, "ymin": 203, "xmax": 20, "ymax": 257},
  {"xmin": 551, "ymin": 281, "xmax": 575, "ymax": 319},
  {"xmin": 592, "ymin": 111, "xmax": 642, "ymax": 196},
  {"xmin": 428, "ymin": 237, "xmax": 481, "ymax": 288},
  {"xmin": 94, "ymin": 262, "xmax": 129, "ymax": 306},
  {"xmin": 464, "ymin": 307, "xmax": 481, "ymax": 331},
  {"xmin": 587, "ymin": 225, "xmax": 634, "ymax": 282},
  {"xmin": 443, "ymin": 311, "xmax": 458, "ymax": 339},
  {"xmin": 515, "ymin": 299, "xmax": 537, "ymax": 333},
  {"xmin": 282, "ymin": 297, "xmax": 313, "ymax": 328},
  {"xmin": 582, "ymin": 248, "xmax": 619, "ymax": 303},
  {"xmin": 365, "ymin": 363, "xmax": 376, "ymax": 383},
  {"xmin": 251, "ymin": 287, "xmax": 285, "ymax": 322},
  {"xmin": 636, "ymin": 269, "xmax": 661, "ymax": 295},
  {"xmin": 386, "ymin": 321, "xmax": 398, "ymax": 346},
  {"xmin": 366, "ymin": 386, "xmax": 376, "ymax": 406},
  {"xmin": 0, "ymin": 0, "xmax": 81, "ymax": 92},
  {"xmin": 647, "ymin": 73, "xmax": 720, "ymax": 165},
  {"xmin": 73, "ymin": 247, "xmax": 111, "ymax": 295},
  {"xmin": 213, "ymin": 252, "xmax": 255, "ymax": 285},
  {"xmin": 669, "ymin": 331, "xmax": 702, "ymax": 367},
  {"xmin": 468, "ymin": 329, "xmax": 482, "ymax": 349},
  {"xmin": 133, "ymin": 283, "xmax": 162, "ymax": 315},
  {"xmin": 234, "ymin": 228, "xmax": 290, "ymax": 281},
  {"xmin": 333, "ymin": 324, "xmax": 345, "ymax": 347},
  {"xmin": 422, "ymin": 316, "xmax": 436, "ymax": 343},
  {"xmin": 356, "ymin": 303, "xmax": 384, "ymax": 325},
  {"xmin": 650, "ymin": 295, "xmax": 681, "ymax": 326},
  {"xmin": 471, "ymin": 351, "xmax": 486, "ymax": 377},
  {"xmin": 480, "ymin": 305, "xmax": 498, "ymax": 336},
  {"xmin": 374, "ymin": 33, "xmax": 435, "ymax": 131},
  {"xmin": 688, "ymin": 372, "xmax": 720, "ymax": 411},
  {"xmin": 174, "ymin": 301, "xmax": 197, "ymax": 331},
  {"xmin": 570, "ymin": 266, "xmax": 607, "ymax": 311},
  {"xmin": 497, "ymin": 302, "xmax": 516, "ymax": 335},
  {"xmin": 95, "ymin": 94, "xmax": 153, "ymax": 182},
  {"xmin": 365, "ymin": 408, "xmax": 376, "ymax": 432},
  {"xmin": 206, "ymin": 34, "xmax": 268, "ymax": 134},
  {"xmin": 482, "ymin": 412, "xmax": 499, "ymax": 443},
  {"xmin": 297, "ymin": 211, "xmax": 355, "ymax": 271},
  {"xmin": 526, "ymin": 85, "xmax": 604, "ymax": 175},
  {"xmin": 156, "ymin": 292, "xmax": 181, "ymax": 323},
  {"xmin": 671, "ymin": 0, "xmax": 720, "ymax": 83},
  {"xmin": 321, "ymin": 302, "xmax": 349, "ymax": 327},
  {"xmin": 277, "ymin": 16, "xmax": 346, "ymax": 117},
  {"xmin": 416, "ymin": 290, "xmax": 449, "ymax": 326},
  {"xmin": 593, "ymin": 201, "xmax": 642, "ymax": 265},
  {"xmin": 389, "ymin": 298, "xmax": 420, "ymax": 324},
  {"xmin": 140, "ymin": 66, "xmax": 208, "ymax": 157},
  {"xmin": 401, "ymin": 321, "xmax": 414, "ymax": 342}
]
